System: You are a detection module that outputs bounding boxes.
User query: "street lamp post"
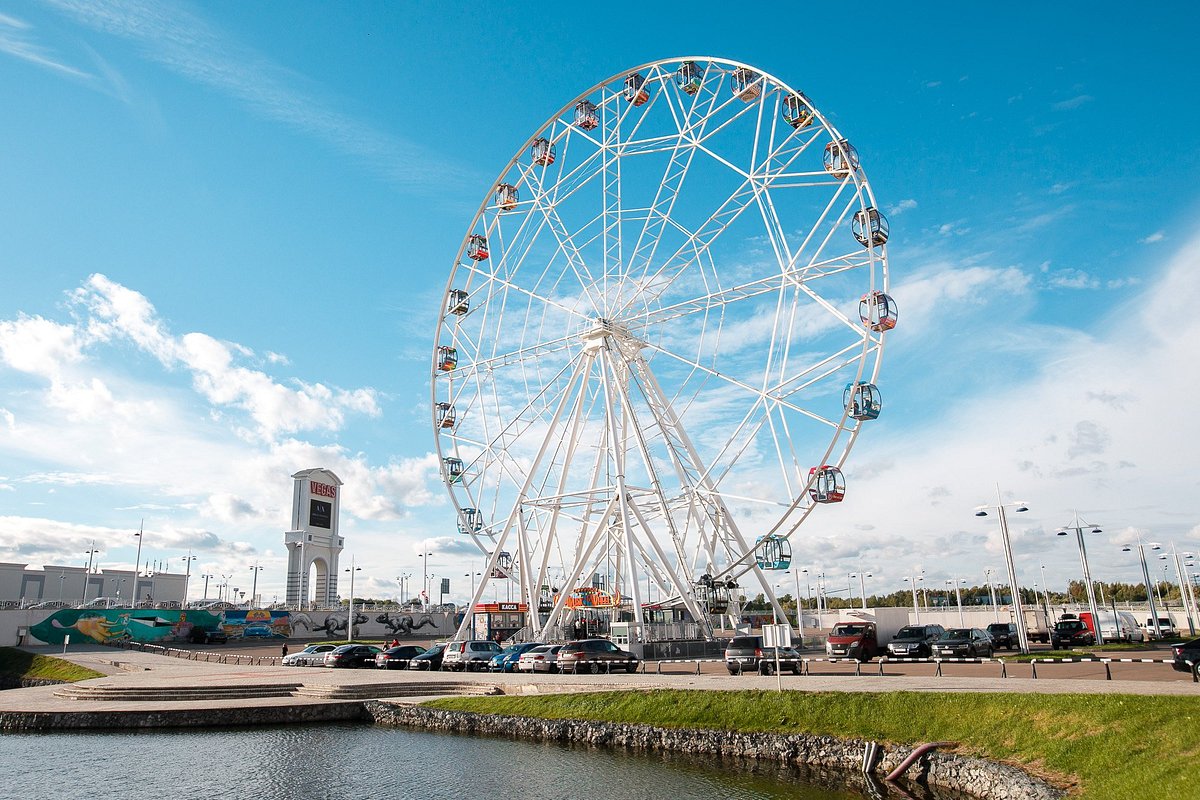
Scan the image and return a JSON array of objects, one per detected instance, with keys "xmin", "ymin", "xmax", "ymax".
[
  {"xmin": 984, "ymin": 568, "xmax": 998, "ymax": 622},
  {"xmin": 1174, "ymin": 548, "xmax": 1198, "ymax": 636},
  {"xmin": 200, "ymin": 574, "xmax": 213, "ymax": 601},
  {"xmin": 220, "ymin": 574, "xmax": 232, "ymax": 604},
  {"xmin": 1122, "ymin": 532, "xmax": 1162, "ymax": 639},
  {"xmin": 975, "ymin": 490, "xmax": 1031, "ymax": 653},
  {"xmin": 905, "ymin": 574, "xmax": 923, "ymax": 623},
  {"xmin": 345, "ymin": 557, "xmax": 362, "ymax": 642},
  {"xmin": 947, "ymin": 578, "xmax": 965, "ymax": 626},
  {"xmin": 1055, "ymin": 512, "xmax": 1105, "ymax": 645},
  {"xmin": 132, "ymin": 522, "xmax": 145, "ymax": 605},
  {"xmin": 181, "ymin": 554, "xmax": 197, "ymax": 607},
  {"xmin": 1039, "ymin": 564, "xmax": 1056, "ymax": 624},
  {"xmin": 857, "ymin": 571, "xmax": 871, "ymax": 610},
  {"xmin": 249, "ymin": 563, "xmax": 264, "ymax": 608},
  {"xmin": 84, "ymin": 542, "xmax": 100, "ymax": 601},
  {"xmin": 420, "ymin": 544, "xmax": 433, "ymax": 610}
]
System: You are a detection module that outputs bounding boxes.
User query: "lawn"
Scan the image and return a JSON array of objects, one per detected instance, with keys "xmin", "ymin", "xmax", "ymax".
[
  {"xmin": 429, "ymin": 689, "xmax": 1200, "ymax": 798},
  {"xmin": 0, "ymin": 646, "xmax": 104, "ymax": 683}
]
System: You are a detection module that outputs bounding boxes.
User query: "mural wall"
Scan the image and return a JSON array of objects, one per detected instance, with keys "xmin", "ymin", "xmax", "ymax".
[{"xmin": 25, "ymin": 608, "xmax": 454, "ymax": 645}]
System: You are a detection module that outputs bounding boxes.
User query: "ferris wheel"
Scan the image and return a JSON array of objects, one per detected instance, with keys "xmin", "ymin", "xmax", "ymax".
[{"xmin": 433, "ymin": 57, "xmax": 895, "ymax": 643}]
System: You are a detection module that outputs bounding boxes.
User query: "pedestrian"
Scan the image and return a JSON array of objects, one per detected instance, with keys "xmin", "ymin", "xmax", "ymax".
[
  {"xmin": 281, "ymin": 642, "xmax": 289, "ymax": 658},
  {"xmin": 390, "ymin": 638, "xmax": 400, "ymax": 649}
]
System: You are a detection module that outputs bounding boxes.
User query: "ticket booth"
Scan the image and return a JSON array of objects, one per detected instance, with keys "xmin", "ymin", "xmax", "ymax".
[{"xmin": 470, "ymin": 602, "xmax": 528, "ymax": 643}]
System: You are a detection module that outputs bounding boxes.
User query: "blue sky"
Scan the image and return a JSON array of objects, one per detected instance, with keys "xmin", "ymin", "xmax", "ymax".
[{"xmin": 1, "ymin": 1, "xmax": 1198, "ymax": 606}]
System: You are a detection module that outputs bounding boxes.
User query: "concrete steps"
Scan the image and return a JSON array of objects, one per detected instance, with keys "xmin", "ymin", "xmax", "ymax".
[
  {"xmin": 53, "ymin": 683, "xmax": 302, "ymax": 701},
  {"xmin": 294, "ymin": 682, "xmax": 502, "ymax": 700}
]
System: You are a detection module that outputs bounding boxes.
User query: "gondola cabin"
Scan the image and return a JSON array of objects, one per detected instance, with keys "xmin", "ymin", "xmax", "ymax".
[
  {"xmin": 447, "ymin": 289, "xmax": 469, "ymax": 315},
  {"xmin": 694, "ymin": 574, "xmax": 733, "ymax": 615},
  {"xmin": 852, "ymin": 207, "xmax": 889, "ymax": 247},
  {"xmin": 823, "ymin": 138, "xmax": 860, "ymax": 178},
  {"xmin": 442, "ymin": 457, "xmax": 465, "ymax": 484},
  {"xmin": 624, "ymin": 72, "xmax": 649, "ymax": 106},
  {"xmin": 783, "ymin": 94, "xmax": 814, "ymax": 129},
  {"xmin": 731, "ymin": 67, "xmax": 762, "ymax": 101},
  {"xmin": 436, "ymin": 346, "xmax": 458, "ymax": 372},
  {"xmin": 494, "ymin": 551, "xmax": 514, "ymax": 577},
  {"xmin": 466, "ymin": 234, "xmax": 489, "ymax": 261},
  {"xmin": 808, "ymin": 465, "xmax": 845, "ymax": 503},
  {"xmin": 435, "ymin": 402, "xmax": 456, "ymax": 429},
  {"xmin": 530, "ymin": 137, "xmax": 556, "ymax": 166},
  {"xmin": 858, "ymin": 291, "xmax": 898, "ymax": 332},
  {"xmin": 458, "ymin": 507, "xmax": 483, "ymax": 535},
  {"xmin": 436, "ymin": 347, "xmax": 458, "ymax": 371},
  {"xmin": 754, "ymin": 534, "xmax": 791, "ymax": 570},
  {"xmin": 574, "ymin": 100, "xmax": 599, "ymax": 131},
  {"xmin": 843, "ymin": 382, "xmax": 882, "ymax": 421},
  {"xmin": 495, "ymin": 183, "xmax": 519, "ymax": 212},
  {"xmin": 675, "ymin": 61, "xmax": 702, "ymax": 95}
]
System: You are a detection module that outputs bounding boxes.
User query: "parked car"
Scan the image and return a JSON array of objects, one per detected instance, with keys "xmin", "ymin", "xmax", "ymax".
[
  {"xmin": 407, "ymin": 643, "xmax": 447, "ymax": 671},
  {"xmin": 933, "ymin": 628, "xmax": 994, "ymax": 658},
  {"xmin": 516, "ymin": 642, "xmax": 561, "ymax": 671},
  {"xmin": 441, "ymin": 640, "xmax": 503, "ymax": 672},
  {"xmin": 282, "ymin": 643, "xmax": 337, "ymax": 666},
  {"xmin": 376, "ymin": 645, "xmax": 427, "ymax": 670},
  {"xmin": 1050, "ymin": 619, "xmax": 1096, "ymax": 649},
  {"xmin": 724, "ymin": 636, "xmax": 801, "ymax": 675},
  {"xmin": 826, "ymin": 622, "xmax": 879, "ymax": 661},
  {"xmin": 886, "ymin": 624, "xmax": 945, "ymax": 658},
  {"xmin": 557, "ymin": 639, "xmax": 640, "ymax": 674},
  {"xmin": 517, "ymin": 644, "xmax": 563, "ymax": 673},
  {"xmin": 1146, "ymin": 617, "xmax": 1178, "ymax": 639},
  {"xmin": 323, "ymin": 644, "xmax": 382, "ymax": 668},
  {"xmin": 489, "ymin": 642, "xmax": 544, "ymax": 673},
  {"xmin": 985, "ymin": 623, "xmax": 1018, "ymax": 650},
  {"xmin": 190, "ymin": 627, "xmax": 228, "ymax": 645},
  {"xmin": 1170, "ymin": 638, "xmax": 1200, "ymax": 673}
]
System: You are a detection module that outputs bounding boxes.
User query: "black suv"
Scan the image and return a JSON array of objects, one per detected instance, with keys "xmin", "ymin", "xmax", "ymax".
[
  {"xmin": 1171, "ymin": 638, "xmax": 1200, "ymax": 674},
  {"xmin": 1051, "ymin": 619, "xmax": 1095, "ymax": 649},
  {"xmin": 885, "ymin": 624, "xmax": 944, "ymax": 658},
  {"xmin": 190, "ymin": 627, "xmax": 228, "ymax": 645},
  {"xmin": 986, "ymin": 623, "xmax": 1018, "ymax": 650},
  {"xmin": 724, "ymin": 635, "xmax": 802, "ymax": 675}
]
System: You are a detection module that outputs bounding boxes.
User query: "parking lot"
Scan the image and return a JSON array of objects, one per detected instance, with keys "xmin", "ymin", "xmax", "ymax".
[{"xmin": 171, "ymin": 638, "xmax": 1196, "ymax": 686}]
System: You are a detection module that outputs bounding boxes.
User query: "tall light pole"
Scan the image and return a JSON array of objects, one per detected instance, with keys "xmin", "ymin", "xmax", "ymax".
[
  {"xmin": 83, "ymin": 542, "xmax": 101, "ymax": 601},
  {"xmin": 1055, "ymin": 512, "xmax": 1104, "ymax": 644},
  {"xmin": 947, "ymin": 578, "xmax": 965, "ymax": 626},
  {"xmin": 220, "ymin": 574, "xmax": 232, "ymax": 603},
  {"xmin": 855, "ymin": 571, "xmax": 872, "ymax": 610},
  {"xmin": 1039, "ymin": 564, "xmax": 1056, "ymax": 624},
  {"xmin": 846, "ymin": 572, "xmax": 857, "ymax": 609},
  {"xmin": 181, "ymin": 554, "xmax": 197, "ymax": 607},
  {"xmin": 420, "ymin": 544, "xmax": 433, "ymax": 610},
  {"xmin": 131, "ymin": 522, "xmax": 145, "ymax": 606},
  {"xmin": 249, "ymin": 563, "xmax": 264, "ymax": 608},
  {"xmin": 975, "ymin": 490, "xmax": 1031, "ymax": 653},
  {"xmin": 201, "ymin": 573, "xmax": 213, "ymax": 600},
  {"xmin": 465, "ymin": 571, "xmax": 482, "ymax": 606},
  {"xmin": 1122, "ymin": 532, "xmax": 1162, "ymax": 639},
  {"xmin": 984, "ymin": 568, "xmax": 998, "ymax": 622},
  {"xmin": 344, "ymin": 557, "xmax": 361, "ymax": 642},
  {"xmin": 1174, "ymin": 547, "xmax": 1198, "ymax": 636},
  {"xmin": 905, "ymin": 574, "xmax": 923, "ymax": 623},
  {"xmin": 396, "ymin": 574, "xmax": 411, "ymax": 606}
]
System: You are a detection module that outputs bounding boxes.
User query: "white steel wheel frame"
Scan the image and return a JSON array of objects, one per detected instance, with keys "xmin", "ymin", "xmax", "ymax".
[{"xmin": 434, "ymin": 57, "xmax": 890, "ymax": 645}]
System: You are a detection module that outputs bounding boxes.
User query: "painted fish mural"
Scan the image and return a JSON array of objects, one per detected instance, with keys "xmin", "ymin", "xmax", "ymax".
[{"xmin": 30, "ymin": 609, "xmax": 223, "ymax": 645}]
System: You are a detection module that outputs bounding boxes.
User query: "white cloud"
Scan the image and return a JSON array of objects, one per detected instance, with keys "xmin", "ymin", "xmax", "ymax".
[
  {"xmin": 1140, "ymin": 231, "xmax": 1164, "ymax": 244},
  {"xmin": 886, "ymin": 199, "xmax": 918, "ymax": 216},
  {"xmin": 1053, "ymin": 94, "xmax": 1093, "ymax": 111},
  {"xmin": 1047, "ymin": 268, "xmax": 1100, "ymax": 290}
]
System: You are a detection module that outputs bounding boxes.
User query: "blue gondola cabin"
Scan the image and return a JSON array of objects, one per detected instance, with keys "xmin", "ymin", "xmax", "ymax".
[
  {"xmin": 852, "ymin": 207, "xmax": 889, "ymax": 247},
  {"xmin": 443, "ymin": 457, "xmax": 465, "ymax": 484},
  {"xmin": 843, "ymin": 382, "xmax": 881, "ymax": 421},
  {"xmin": 754, "ymin": 535, "xmax": 791, "ymax": 570}
]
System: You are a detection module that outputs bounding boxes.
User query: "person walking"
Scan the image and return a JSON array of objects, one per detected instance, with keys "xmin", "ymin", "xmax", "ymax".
[{"xmin": 281, "ymin": 642, "xmax": 289, "ymax": 659}]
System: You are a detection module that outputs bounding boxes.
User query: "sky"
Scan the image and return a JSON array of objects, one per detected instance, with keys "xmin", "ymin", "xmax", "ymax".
[{"xmin": 1, "ymin": 1, "xmax": 1198, "ymax": 608}]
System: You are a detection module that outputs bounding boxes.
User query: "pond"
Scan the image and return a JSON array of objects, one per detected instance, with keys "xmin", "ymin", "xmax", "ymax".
[{"xmin": 0, "ymin": 722, "xmax": 949, "ymax": 799}]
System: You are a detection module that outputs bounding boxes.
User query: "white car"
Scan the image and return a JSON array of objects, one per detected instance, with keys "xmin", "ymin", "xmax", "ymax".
[
  {"xmin": 282, "ymin": 643, "xmax": 337, "ymax": 666},
  {"xmin": 517, "ymin": 644, "xmax": 563, "ymax": 673}
]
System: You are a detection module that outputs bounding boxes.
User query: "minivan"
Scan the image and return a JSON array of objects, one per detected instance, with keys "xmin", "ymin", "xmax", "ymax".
[
  {"xmin": 1146, "ymin": 617, "xmax": 1177, "ymax": 639},
  {"xmin": 440, "ymin": 640, "xmax": 502, "ymax": 671}
]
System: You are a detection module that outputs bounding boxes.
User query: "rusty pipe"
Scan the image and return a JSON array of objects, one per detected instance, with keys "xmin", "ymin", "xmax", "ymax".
[{"xmin": 885, "ymin": 741, "xmax": 957, "ymax": 782}]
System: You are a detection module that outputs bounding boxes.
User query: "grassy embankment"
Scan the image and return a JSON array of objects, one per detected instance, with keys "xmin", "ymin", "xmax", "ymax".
[
  {"xmin": 430, "ymin": 689, "xmax": 1200, "ymax": 799},
  {"xmin": 0, "ymin": 646, "xmax": 104, "ymax": 683}
]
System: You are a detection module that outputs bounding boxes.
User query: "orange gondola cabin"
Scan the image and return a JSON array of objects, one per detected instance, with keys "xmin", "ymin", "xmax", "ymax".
[{"xmin": 624, "ymin": 72, "xmax": 649, "ymax": 106}]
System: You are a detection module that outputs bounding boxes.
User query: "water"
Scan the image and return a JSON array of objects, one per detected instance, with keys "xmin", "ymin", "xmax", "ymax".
[{"xmin": 0, "ymin": 723, "xmax": 897, "ymax": 800}]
